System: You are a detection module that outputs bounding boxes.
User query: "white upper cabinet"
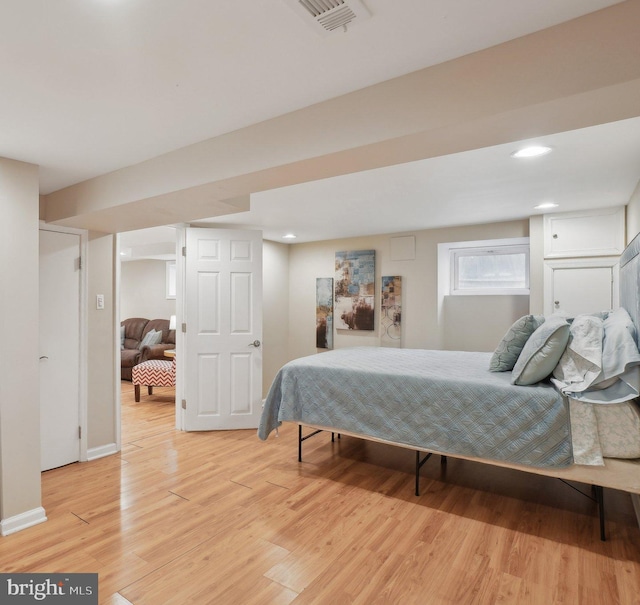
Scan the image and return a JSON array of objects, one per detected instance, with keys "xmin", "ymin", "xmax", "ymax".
[{"xmin": 543, "ymin": 207, "xmax": 625, "ymax": 259}]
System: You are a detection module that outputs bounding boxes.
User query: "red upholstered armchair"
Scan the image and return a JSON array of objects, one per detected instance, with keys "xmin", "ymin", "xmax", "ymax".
[{"xmin": 120, "ymin": 318, "xmax": 176, "ymax": 381}]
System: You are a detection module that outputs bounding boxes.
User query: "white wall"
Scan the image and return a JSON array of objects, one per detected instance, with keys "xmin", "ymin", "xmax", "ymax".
[
  {"xmin": 442, "ymin": 295, "xmax": 529, "ymax": 351},
  {"xmin": 120, "ymin": 259, "xmax": 176, "ymax": 320},
  {"xmin": 284, "ymin": 219, "xmax": 529, "ymax": 370},
  {"xmin": 0, "ymin": 157, "xmax": 42, "ymax": 528},
  {"xmin": 626, "ymin": 179, "xmax": 640, "ymax": 243},
  {"xmin": 262, "ymin": 241, "xmax": 290, "ymax": 396},
  {"xmin": 528, "ymin": 215, "xmax": 545, "ymax": 315},
  {"xmin": 87, "ymin": 233, "xmax": 117, "ymax": 451}
]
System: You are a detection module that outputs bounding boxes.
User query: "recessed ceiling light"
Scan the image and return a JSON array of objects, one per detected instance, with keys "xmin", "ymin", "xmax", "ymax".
[
  {"xmin": 282, "ymin": 233, "xmax": 297, "ymax": 240},
  {"xmin": 511, "ymin": 145, "xmax": 552, "ymax": 158},
  {"xmin": 534, "ymin": 202, "xmax": 559, "ymax": 210}
]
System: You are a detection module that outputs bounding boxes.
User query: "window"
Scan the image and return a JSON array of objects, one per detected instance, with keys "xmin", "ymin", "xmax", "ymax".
[
  {"xmin": 166, "ymin": 261, "xmax": 176, "ymax": 299},
  {"xmin": 448, "ymin": 239, "xmax": 529, "ymax": 295}
]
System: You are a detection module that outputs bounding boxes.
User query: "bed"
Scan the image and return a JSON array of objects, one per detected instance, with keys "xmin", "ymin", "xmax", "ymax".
[{"xmin": 258, "ymin": 233, "xmax": 640, "ymax": 540}]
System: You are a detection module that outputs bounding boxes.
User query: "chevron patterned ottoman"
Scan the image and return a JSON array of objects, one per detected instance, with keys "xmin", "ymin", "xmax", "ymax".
[{"xmin": 132, "ymin": 358, "xmax": 176, "ymax": 402}]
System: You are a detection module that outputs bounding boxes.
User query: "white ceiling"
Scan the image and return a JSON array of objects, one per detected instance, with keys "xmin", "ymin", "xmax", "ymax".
[
  {"xmin": 3, "ymin": 0, "xmax": 637, "ymax": 248},
  {"xmin": 207, "ymin": 117, "xmax": 640, "ymax": 242}
]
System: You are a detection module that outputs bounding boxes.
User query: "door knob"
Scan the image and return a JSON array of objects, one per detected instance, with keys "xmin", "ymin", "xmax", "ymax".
[{"xmin": 248, "ymin": 340, "xmax": 261, "ymax": 347}]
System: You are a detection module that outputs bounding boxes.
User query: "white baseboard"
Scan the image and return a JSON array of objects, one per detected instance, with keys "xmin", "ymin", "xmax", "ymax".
[
  {"xmin": 1, "ymin": 507, "xmax": 47, "ymax": 536},
  {"xmin": 632, "ymin": 494, "xmax": 640, "ymax": 530},
  {"xmin": 87, "ymin": 442, "xmax": 118, "ymax": 461}
]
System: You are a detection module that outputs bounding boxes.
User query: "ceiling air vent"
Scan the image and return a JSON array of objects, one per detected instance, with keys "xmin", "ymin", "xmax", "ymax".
[{"xmin": 284, "ymin": 0, "xmax": 371, "ymax": 36}]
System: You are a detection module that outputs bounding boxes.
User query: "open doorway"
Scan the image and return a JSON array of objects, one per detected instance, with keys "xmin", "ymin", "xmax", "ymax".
[
  {"xmin": 116, "ymin": 224, "xmax": 267, "ymax": 442},
  {"xmin": 118, "ymin": 226, "xmax": 178, "ymax": 437}
]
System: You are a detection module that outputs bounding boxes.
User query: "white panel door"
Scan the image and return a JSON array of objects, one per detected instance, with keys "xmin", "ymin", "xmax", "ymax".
[
  {"xmin": 550, "ymin": 266, "xmax": 614, "ymax": 317},
  {"xmin": 184, "ymin": 228, "xmax": 263, "ymax": 430},
  {"xmin": 39, "ymin": 229, "xmax": 81, "ymax": 471}
]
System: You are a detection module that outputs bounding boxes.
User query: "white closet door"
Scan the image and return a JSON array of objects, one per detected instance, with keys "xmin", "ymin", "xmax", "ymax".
[{"xmin": 39, "ymin": 229, "xmax": 81, "ymax": 471}]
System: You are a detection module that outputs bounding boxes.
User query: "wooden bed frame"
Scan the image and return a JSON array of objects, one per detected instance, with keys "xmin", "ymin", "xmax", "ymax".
[{"xmin": 296, "ymin": 232, "xmax": 640, "ymax": 540}]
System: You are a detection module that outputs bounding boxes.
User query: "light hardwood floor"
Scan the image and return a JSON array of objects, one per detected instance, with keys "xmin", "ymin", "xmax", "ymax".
[{"xmin": 1, "ymin": 383, "xmax": 639, "ymax": 604}]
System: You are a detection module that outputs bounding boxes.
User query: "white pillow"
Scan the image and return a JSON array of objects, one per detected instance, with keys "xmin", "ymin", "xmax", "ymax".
[
  {"xmin": 511, "ymin": 315, "xmax": 570, "ymax": 386},
  {"xmin": 552, "ymin": 314, "xmax": 603, "ymax": 392}
]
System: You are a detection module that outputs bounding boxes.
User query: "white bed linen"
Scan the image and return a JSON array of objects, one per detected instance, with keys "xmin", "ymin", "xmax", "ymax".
[
  {"xmin": 570, "ymin": 397, "xmax": 640, "ymax": 465},
  {"xmin": 552, "ymin": 309, "xmax": 640, "ymax": 403}
]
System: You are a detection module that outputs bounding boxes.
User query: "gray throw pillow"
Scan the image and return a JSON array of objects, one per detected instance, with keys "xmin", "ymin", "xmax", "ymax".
[
  {"xmin": 489, "ymin": 315, "xmax": 545, "ymax": 372},
  {"xmin": 511, "ymin": 315, "xmax": 571, "ymax": 385},
  {"xmin": 120, "ymin": 325, "xmax": 125, "ymax": 350},
  {"xmin": 139, "ymin": 329, "xmax": 163, "ymax": 349}
]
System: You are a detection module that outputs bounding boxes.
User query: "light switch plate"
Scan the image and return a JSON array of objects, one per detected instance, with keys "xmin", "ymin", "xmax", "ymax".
[{"xmin": 96, "ymin": 294, "xmax": 105, "ymax": 310}]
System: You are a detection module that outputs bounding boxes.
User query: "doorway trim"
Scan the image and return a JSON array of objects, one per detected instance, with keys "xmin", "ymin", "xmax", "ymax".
[
  {"xmin": 114, "ymin": 233, "xmax": 122, "ymax": 453},
  {"xmin": 38, "ymin": 221, "xmax": 89, "ymax": 462},
  {"xmin": 175, "ymin": 226, "xmax": 186, "ymax": 430}
]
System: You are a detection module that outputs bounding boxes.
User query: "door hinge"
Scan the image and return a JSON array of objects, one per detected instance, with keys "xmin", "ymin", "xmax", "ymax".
[
  {"xmin": 78, "ymin": 256, "xmax": 82, "ymax": 270},
  {"xmin": 181, "ymin": 399, "xmax": 187, "ymax": 410},
  {"xmin": 181, "ymin": 323, "xmax": 187, "ymax": 333},
  {"xmin": 78, "ymin": 426, "xmax": 82, "ymax": 439},
  {"xmin": 182, "ymin": 246, "xmax": 186, "ymax": 257}
]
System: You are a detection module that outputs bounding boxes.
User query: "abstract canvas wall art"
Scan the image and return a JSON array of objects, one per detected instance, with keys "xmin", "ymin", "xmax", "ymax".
[
  {"xmin": 381, "ymin": 275, "xmax": 402, "ymax": 347},
  {"xmin": 335, "ymin": 249, "xmax": 375, "ymax": 331},
  {"xmin": 316, "ymin": 277, "xmax": 333, "ymax": 349}
]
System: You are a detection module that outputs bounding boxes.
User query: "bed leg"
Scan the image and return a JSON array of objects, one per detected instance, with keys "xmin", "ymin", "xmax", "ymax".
[
  {"xmin": 297, "ymin": 427, "xmax": 325, "ymax": 463},
  {"xmin": 595, "ymin": 485, "xmax": 606, "ymax": 541},
  {"xmin": 415, "ymin": 451, "xmax": 433, "ymax": 497}
]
